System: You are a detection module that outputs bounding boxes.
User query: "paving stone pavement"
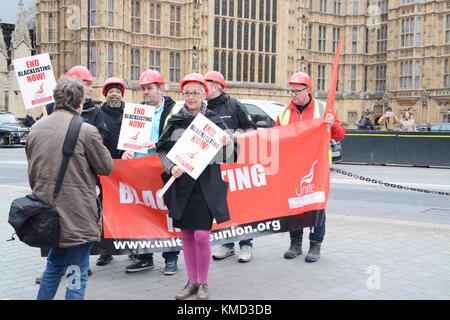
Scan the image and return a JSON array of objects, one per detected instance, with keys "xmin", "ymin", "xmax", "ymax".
[{"xmin": 1, "ymin": 188, "xmax": 450, "ymax": 300}]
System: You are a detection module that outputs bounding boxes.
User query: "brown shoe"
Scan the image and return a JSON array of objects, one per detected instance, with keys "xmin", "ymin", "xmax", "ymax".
[
  {"xmin": 175, "ymin": 281, "xmax": 199, "ymax": 300},
  {"xmin": 197, "ymin": 283, "xmax": 209, "ymax": 300}
]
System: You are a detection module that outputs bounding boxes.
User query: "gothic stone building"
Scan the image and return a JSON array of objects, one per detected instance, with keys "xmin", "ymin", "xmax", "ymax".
[{"xmin": 35, "ymin": 0, "xmax": 450, "ymax": 126}]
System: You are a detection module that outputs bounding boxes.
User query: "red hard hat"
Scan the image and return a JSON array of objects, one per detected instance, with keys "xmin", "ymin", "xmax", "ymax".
[
  {"xmin": 204, "ymin": 71, "xmax": 226, "ymax": 90},
  {"xmin": 67, "ymin": 65, "xmax": 93, "ymax": 83},
  {"xmin": 288, "ymin": 72, "xmax": 312, "ymax": 89},
  {"xmin": 180, "ymin": 73, "xmax": 209, "ymax": 96},
  {"xmin": 139, "ymin": 69, "xmax": 165, "ymax": 87},
  {"xmin": 102, "ymin": 77, "xmax": 126, "ymax": 96}
]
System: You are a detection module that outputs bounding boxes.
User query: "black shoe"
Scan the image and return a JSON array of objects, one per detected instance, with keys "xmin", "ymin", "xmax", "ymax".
[
  {"xmin": 96, "ymin": 254, "xmax": 114, "ymax": 266},
  {"xmin": 305, "ymin": 241, "xmax": 321, "ymax": 263},
  {"xmin": 284, "ymin": 241, "xmax": 303, "ymax": 259},
  {"xmin": 164, "ymin": 259, "xmax": 178, "ymax": 275},
  {"xmin": 125, "ymin": 259, "xmax": 155, "ymax": 273},
  {"xmin": 88, "ymin": 268, "xmax": 92, "ymax": 276}
]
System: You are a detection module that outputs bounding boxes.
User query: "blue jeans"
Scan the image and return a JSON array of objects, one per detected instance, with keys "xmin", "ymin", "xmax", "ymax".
[
  {"xmin": 290, "ymin": 214, "xmax": 326, "ymax": 243},
  {"xmin": 37, "ymin": 242, "xmax": 92, "ymax": 300},
  {"xmin": 224, "ymin": 239, "xmax": 253, "ymax": 249}
]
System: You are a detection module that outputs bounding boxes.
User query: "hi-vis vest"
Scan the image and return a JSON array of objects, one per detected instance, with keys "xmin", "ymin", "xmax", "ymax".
[{"xmin": 278, "ymin": 99, "xmax": 332, "ymax": 165}]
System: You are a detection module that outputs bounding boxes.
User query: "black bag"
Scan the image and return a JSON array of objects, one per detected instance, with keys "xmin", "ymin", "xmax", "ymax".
[{"xmin": 8, "ymin": 115, "xmax": 83, "ymax": 248}]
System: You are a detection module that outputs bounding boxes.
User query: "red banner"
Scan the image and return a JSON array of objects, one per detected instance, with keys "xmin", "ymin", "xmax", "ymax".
[{"xmin": 99, "ymin": 119, "xmax": 330, "ymax": 253}]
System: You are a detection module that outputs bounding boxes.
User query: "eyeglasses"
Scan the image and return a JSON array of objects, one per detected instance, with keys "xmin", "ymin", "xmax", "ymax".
[
  {"xmin": 183, "ymin": 91, "xmax": 203, "ymax": 97},
  {"xmin": 289, "ymin": 88, "xmax": 308, "ymax": 95}
]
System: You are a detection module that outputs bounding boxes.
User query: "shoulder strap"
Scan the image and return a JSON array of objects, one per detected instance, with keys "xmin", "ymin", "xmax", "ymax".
[{"xmin": 51, "ymin": 115, "xmax": 83, "ymax": 203}]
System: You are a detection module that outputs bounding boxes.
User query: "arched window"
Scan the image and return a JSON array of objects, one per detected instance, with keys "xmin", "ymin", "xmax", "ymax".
[
  {"xmin": 244, "ymin": 22, "xmax": 249, "ymax": 50},
  {"xmin": 251, "ymin": 0, "xmax": 257, "ymax": 19},
  {"xmin": 214, "ymin": 50, "xmax": 219, "ymax": 71},
  {"xmin": 222, "ymin": 0, "xmax": 227, "ymax": 15},
  {"xmin": 259, "ymin": 0, "xmax": 264, "ymax": 20},
  {"xmin": 250, "ymin": 54, "xmax": 255, "ymax": 82},
  {"xmin": 229, "ymin": 0, "xmax": 235, "ymax": 16},
  {"xmin": 271, "ymin": 56, "xmax": 276, "ymax": 83},
  {"xmin": 221, "ymin": 51, "xmax": 227, "ymax": 77},
  {"xmin": 272, "ymin": 0, "xmax": 277, "ymax": 22},
  {"xmin": 238, "ymin": 0, "xmax": 243, "ymax": 18},
  {"xmin": 221, "ymin": 20, "xmax": 227, "ymax": 48},
  {"xmin": 265, "ymin": 24, "xmax": 270, "ymax": 52},
  {"xmin": 237, "ymin": 53, "xmax": 242, "ymax": 81},
  {"xmin": 214, "ymin": 18, "xmax": 220, "ymax": 47},
  {"xmin": 265, "ymin": 0, "xmax": 271, "ymax": 21},
  {"xmin": 228, "ymin": 20, "xmax": 234, "ymax": 49},
  {"xmin": 245, "ymin": 0, "xmax": 250, "ymax": 19},
  {"xmin": 258, "ymin": 54, "xmax": 263, "ymax": 82},
  {"xmin": 228, "ymin": 51, "xmax": 234, "ymax": 80},
  {"xmin": 243, "ymin": 53, "xmax": 249, "ymax": 81},
  {"xmin": 272, "ymin": 25, "xmax": 277, "ymax": 53},
  {"xmin": 237, "ymin": 21, "xmax": 242, "ymax": 49},
  {"xmin": 215, "ymin": 0, "xmax": 220, "ymax": 15},
  {"xmin": 259, "ymin": 23, "xmax": 264, "ymax": 51},
  {"xmin": 251, "ymin": 23, "xmax": 256, "ymax": 51},
  {"xmin": 264, "ymin": 55, "xmax": 270, "ymax": 83}
]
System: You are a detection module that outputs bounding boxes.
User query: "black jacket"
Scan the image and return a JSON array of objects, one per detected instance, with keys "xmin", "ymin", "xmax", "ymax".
[
  {"xmin": 357, "ymin": 116, "xmax": 375, "ymax": 130},
  {"xmin": 206, "ymin": 93, "xmax": 256, "ymax": 132},
  {"xmin": 46, "ymin": 100, "xmax": 109, "ymax": 143},
  {"xmin": 101, "ymin": 102, "xmax": 125, "ymax": 159},
  {"xmin": 156, "ymin": 108, "xmax": 238, "ymax": 224}
]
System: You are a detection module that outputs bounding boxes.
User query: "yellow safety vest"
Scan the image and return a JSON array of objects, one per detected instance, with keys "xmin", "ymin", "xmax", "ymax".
[{"xmin": 277, "ymin": 99, "xmax": 332, "ymax": 165}]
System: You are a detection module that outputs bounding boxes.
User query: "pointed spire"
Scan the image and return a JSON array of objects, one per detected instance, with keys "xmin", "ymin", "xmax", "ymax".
[
  {"xmin": 0, "ymin": 19, "xmax": 7, "ymax": 57},
  {"xmin": 12, "ymin": 0, "xmax": 32, "ymax": 49}
]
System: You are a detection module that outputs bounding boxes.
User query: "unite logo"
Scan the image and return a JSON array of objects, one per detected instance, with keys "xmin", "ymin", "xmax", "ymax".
[
  {"xmin": 295, "ymin": 160, "xmax": 317, "ymax": 197},
  {"xmin": 288, "ymin": 159, "xmax": 325, "ymax": 209},
  {"xmin": 34, "ymin": 83, "xmax": 45, "ymax": 100}
]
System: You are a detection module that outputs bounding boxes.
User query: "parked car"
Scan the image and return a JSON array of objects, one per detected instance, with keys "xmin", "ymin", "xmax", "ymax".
[
  {"xmin": 0, "ymin": 112, "xmax": 30, "ymax": 146},
  {"xmin": 429, "ymin": 123, "xmax": 450, "ymax": 131},
  {"xmin": 417, "ymin": 123, "xmax": 450, "ymax": 132},
  {"xmin": 240, "ymin": 100, "xmax": 342, "ymax": 163}
]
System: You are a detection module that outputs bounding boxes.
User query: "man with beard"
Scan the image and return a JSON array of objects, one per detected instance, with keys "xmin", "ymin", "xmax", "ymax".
[
  {"xmin": 121, "ymin": 69, "xmax": 181, "ymax": 275},
  {"xmin": 45, "ymin": 66, "xmax": 108, "ymax": 142},
  {"xmin": 95, "ymin": 77, "xmax": 127, "ymax": 266}
]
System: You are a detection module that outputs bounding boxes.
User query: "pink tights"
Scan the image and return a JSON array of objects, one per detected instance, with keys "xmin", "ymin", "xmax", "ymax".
[{"xmin": 181, "ymin": 229, "xmax": 211, "ymax": 285}]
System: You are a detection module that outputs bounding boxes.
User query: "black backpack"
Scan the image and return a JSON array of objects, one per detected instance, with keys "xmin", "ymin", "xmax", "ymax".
[{"xmin": 8, "ymin": 115, "xmax": 83, "ymax": 248}]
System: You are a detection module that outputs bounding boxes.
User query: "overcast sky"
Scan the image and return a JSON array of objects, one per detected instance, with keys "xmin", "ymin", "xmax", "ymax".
[{"xmin": 0, "ymin": 0, "xmax": 35, "ymax": 24}]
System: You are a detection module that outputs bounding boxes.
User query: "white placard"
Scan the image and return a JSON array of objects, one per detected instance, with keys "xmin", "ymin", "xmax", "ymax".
[
  {"xmin": 117, "ymin": 103, "xmax": 156, "ymax": 152},
  {"xmin": 167, "ymin": 113, "xmax": 226, "ymax": 180},
  {"xmin": 12, "ymin": 53, "xmax": 57, "ymax": 110}
]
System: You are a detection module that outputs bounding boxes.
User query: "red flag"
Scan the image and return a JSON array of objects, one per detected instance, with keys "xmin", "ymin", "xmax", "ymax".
[{"xmin": 325, "ymin": 35, "xmax": 342, "ymax": 114}]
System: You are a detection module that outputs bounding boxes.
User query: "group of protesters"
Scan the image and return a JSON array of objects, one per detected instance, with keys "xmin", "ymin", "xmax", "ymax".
[{"xmin": 25, "ymin": 65, "xmax": 345, "ymax": 301}]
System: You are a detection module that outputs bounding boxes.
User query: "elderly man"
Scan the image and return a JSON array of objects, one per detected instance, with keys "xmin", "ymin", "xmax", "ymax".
[{"xmin": 27, "ymin": 78, "xmax": 114, "ymax": 300}]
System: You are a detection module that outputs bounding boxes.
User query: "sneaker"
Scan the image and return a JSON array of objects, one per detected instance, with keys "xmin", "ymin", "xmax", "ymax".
[
  {"xmin": 283, "ymin": 241, "xmax": 303, "ymax": 259},
  {"xmin": 238, "ymin": 245, "xmax": 253, "ymax": 263},
  {"xmin": 128, "ymin": 254, "xmax": 138, "ymax": 261},
  {"xmin": 197, "ymin": 283, "xmax": 209, "ymax": 300},
  {"xmin": 125, "ymin": 259, "xmax": 155, "ymax": 273},
  {"xmin": 164, "ymin": 260, "xmax": 178, "ymax": 275},
  {"xmin": 175, "ymin": 281, "xmax": 199, "ymax": 300},
  {"xmin": 305, "ymin": 241, "xmax": 321, "ymax": 263},
  {"xmin": 212, "ymin": 245, "xmax": 235, "ymax": 260},
  {"xmin": 96, "ymin": 254, "xmax": 113, "ymax": 266}
]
